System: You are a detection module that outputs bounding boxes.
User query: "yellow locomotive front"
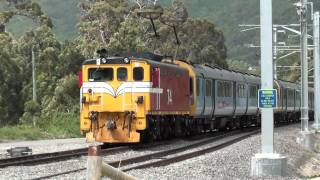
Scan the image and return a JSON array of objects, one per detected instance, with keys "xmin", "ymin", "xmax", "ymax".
[{"xmin": 80, "ymin": 56, "xmax": 151, "ymax": 143}]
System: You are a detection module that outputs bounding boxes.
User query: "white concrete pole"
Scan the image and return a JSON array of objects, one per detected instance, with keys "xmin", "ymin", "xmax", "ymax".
[
  {"xmin": 251, "ymin": 0, "xmax": 287, "ymax": 176},
  {"xmin": 313, "ymin": 11, "xmax": 320, "ymax": 131},
  {"xmin": 260, "ymin": 0, "xmax": 274, "ymax": 154},
  {"xmin": 300, "ymin": 0, "xmax": 309, "ymax": 132}
]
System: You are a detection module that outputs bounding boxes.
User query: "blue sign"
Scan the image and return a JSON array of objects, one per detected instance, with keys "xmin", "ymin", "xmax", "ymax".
[{"xmin": 258, "ymin": 89, "xmax": 277, "ymax": 108}]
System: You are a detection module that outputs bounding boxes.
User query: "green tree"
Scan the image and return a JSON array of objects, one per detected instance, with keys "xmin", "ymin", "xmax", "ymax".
[
  {"xmin": 77, "ymin": 0, "xmax": 129, "ymax": 57},
  {"xmin": 0, "ymin": 32, "xmax": 23, "ymax": 125}
]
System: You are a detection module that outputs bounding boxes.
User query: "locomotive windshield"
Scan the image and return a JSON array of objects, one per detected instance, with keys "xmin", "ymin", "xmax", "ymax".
[
  {"xmin": 117, "ymin": 68, "xmax": 128, "ymax": 81},
  {"xmin": 88, "ymin": 68, "xmax": 113, "ymax": 81},
  {"xmin": 133, "ymin": 67, "xmax": 144, "ymax": 81}
]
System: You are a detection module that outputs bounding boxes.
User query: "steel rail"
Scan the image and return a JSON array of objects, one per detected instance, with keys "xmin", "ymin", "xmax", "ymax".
[
  {"xmin": 31, "ymin": 128, "xmax": 259, "ymax": 180},
  {"xmin": 0, "ymin": 146, "xmax": 128, "ymax": 168},
  {"xmin": 122, "ymin": 130, "xmax": 260, "ymax": 171}
]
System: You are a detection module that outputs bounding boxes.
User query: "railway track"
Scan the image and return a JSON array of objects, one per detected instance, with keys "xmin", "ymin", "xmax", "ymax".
[
  {"xmin": 0, "ymin": 146, "xmax": 129, "ymax": 168},
  {"xmin": 31, "ymin": 128, "xmax": 260, "ymax": 180}
]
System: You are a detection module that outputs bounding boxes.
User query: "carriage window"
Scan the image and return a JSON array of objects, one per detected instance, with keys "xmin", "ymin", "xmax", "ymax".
[
  {"xmin": 133, "ymin": 67, "xmax": 144, "ymax": 81},
  {"xmin": 249, "ymin": 85, "xmax": 257, "ymax": 98},
  {"xmin": 237, "ymin": 84, "xmax": 245, "ymax": 98},
  {"xmin": 217, "ymin": 81, "xmax": 232, "ymax": 97},
  {"xmin": 296, "ymin": 91, "xmax": 301, "ymax": 106},
  {"xmin": 117, "ymin": 68, "xmax": 127, "ymax": 81},
  {"xmin": 218, "ymin": 81, "xmax": 224, "ymax": 97},
  {"xmin": 288, "ymin": 90, "xmax": 294, "ymax": 106},
  {"xmin": 206, "ymin": 80, "xmax": 212, "ymax": 97},
  {"xmin": 88, "ymin": 68, "xmax": 113, "ymax": 81},
  {"xmin": 224, "ymin": 82, "xmax": 232, "ymax": 97}
]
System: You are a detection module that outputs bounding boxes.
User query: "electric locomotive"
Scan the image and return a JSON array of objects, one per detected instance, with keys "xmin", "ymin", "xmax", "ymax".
[{"xmin": 79, "ymin": 51, "xmax": 189, "ymax": 143}]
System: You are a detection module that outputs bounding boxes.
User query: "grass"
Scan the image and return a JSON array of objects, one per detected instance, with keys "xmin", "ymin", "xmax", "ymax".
[
  {"xmin": 38, "ymin": 113, "xmax": 82, "ymax": 139},
  {"xmin": 0, "ymin": 113, "xmax": 82, "ymax": 141},
  {"xmin": 0, "ymin": 125, "xmax": 45, "ymax": 141}
]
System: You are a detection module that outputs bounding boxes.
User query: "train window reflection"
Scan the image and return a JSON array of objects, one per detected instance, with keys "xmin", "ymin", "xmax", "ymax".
[{"xmin": 88, "ymin": 68, "xmax": 113, "ymax": 81}]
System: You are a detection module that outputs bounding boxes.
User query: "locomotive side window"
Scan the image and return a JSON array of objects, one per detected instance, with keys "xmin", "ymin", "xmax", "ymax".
[
  {"xmin": 117, "ymin": 68, "xmax": 127, "ymax": 81},
  {"xmin": 88, "ymin": 68, "xmax": 113, "ymax": 81},
  {"xmin": 206, "ymin": 80, "xmax": 212, "ymax": 97},
  {"xmin": 133, "ymin": 67, "xmax": 144, "ymax": 81}
]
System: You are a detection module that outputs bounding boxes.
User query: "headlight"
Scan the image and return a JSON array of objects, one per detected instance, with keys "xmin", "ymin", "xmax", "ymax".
[{"xmin": 124, "ymin": 57, "xmax": 130, "ymax": 63}]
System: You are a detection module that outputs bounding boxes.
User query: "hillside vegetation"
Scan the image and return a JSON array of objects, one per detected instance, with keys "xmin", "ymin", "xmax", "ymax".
[{"xmin": 4, "ymin": 0, "xmax": 320, "ymax": 65}]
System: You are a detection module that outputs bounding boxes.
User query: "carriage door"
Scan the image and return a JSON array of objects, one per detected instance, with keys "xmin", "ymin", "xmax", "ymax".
[
  {"xmin": 204, "ymin": 79, "xmax": 213, "ymax": 116},
  {"xmin": 199, "ymin": 74, "xmax": 206, "ymax": 116},
  {"xmin": 196, "ymin": 76, "xmax": 205, "ymax": 115}
]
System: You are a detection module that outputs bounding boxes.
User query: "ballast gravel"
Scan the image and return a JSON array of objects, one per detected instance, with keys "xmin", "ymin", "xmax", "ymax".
[
  {"xmin": 127, "ymin": 124, "xmax": 319, "ymax": 180},
  {"xmin": 1, "ymin": 124, "xmax": 319, "ymax": 179}
]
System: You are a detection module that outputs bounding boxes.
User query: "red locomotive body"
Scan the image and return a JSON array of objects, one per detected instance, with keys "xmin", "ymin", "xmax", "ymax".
[{"xmin": 149, "ymin": 61, "xmax": 190, "ymax": 114}]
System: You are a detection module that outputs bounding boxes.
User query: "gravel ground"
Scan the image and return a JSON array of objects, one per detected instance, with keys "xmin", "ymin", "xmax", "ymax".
[
  {"xmin": 0, "ymin": 138, "xmax": 87, "ymax": 158},
  {"xmin": 127, "ymin": 124, "xmax": 320, "ymax": 180},
  {"xmin": 0, "ymin": 137, "xmax": 216, "ymax": 179},
  {"xmin": 1, "ymin": 124, "xmax": 319, "ymax": 180}
]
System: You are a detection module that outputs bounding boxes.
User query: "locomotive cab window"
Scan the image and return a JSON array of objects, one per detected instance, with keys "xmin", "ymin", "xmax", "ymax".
[
  {"xmin": 133, "ymin": 67, "xmax": 144, "ymax": 81},
  {"xmin": 88, "ymin": 68, "xmax": 113, "ymax": 81},
  {"xmin": 117, "ymin": 68, "xmax": 127, "ymax": 81}
]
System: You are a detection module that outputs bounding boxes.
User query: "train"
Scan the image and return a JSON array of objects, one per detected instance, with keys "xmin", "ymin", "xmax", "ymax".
[{"xmin": 79, "ymin": 50, "xmax": 314, "ymax": 143}]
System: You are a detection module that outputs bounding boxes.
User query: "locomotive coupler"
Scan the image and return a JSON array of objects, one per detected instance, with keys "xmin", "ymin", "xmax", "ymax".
[
  {"xmin": 89, "ymin": 111, "xmax": 99, "ymax": 121},
  {"xmin": 106, "ymin": 120, "xmax": 116, "ymax": 130}
]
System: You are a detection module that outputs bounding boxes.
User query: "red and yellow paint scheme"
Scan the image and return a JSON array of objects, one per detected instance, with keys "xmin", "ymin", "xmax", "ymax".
[{"xmin": 80, "ymin": 56, "xmax": 189, "ymax": 143}]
